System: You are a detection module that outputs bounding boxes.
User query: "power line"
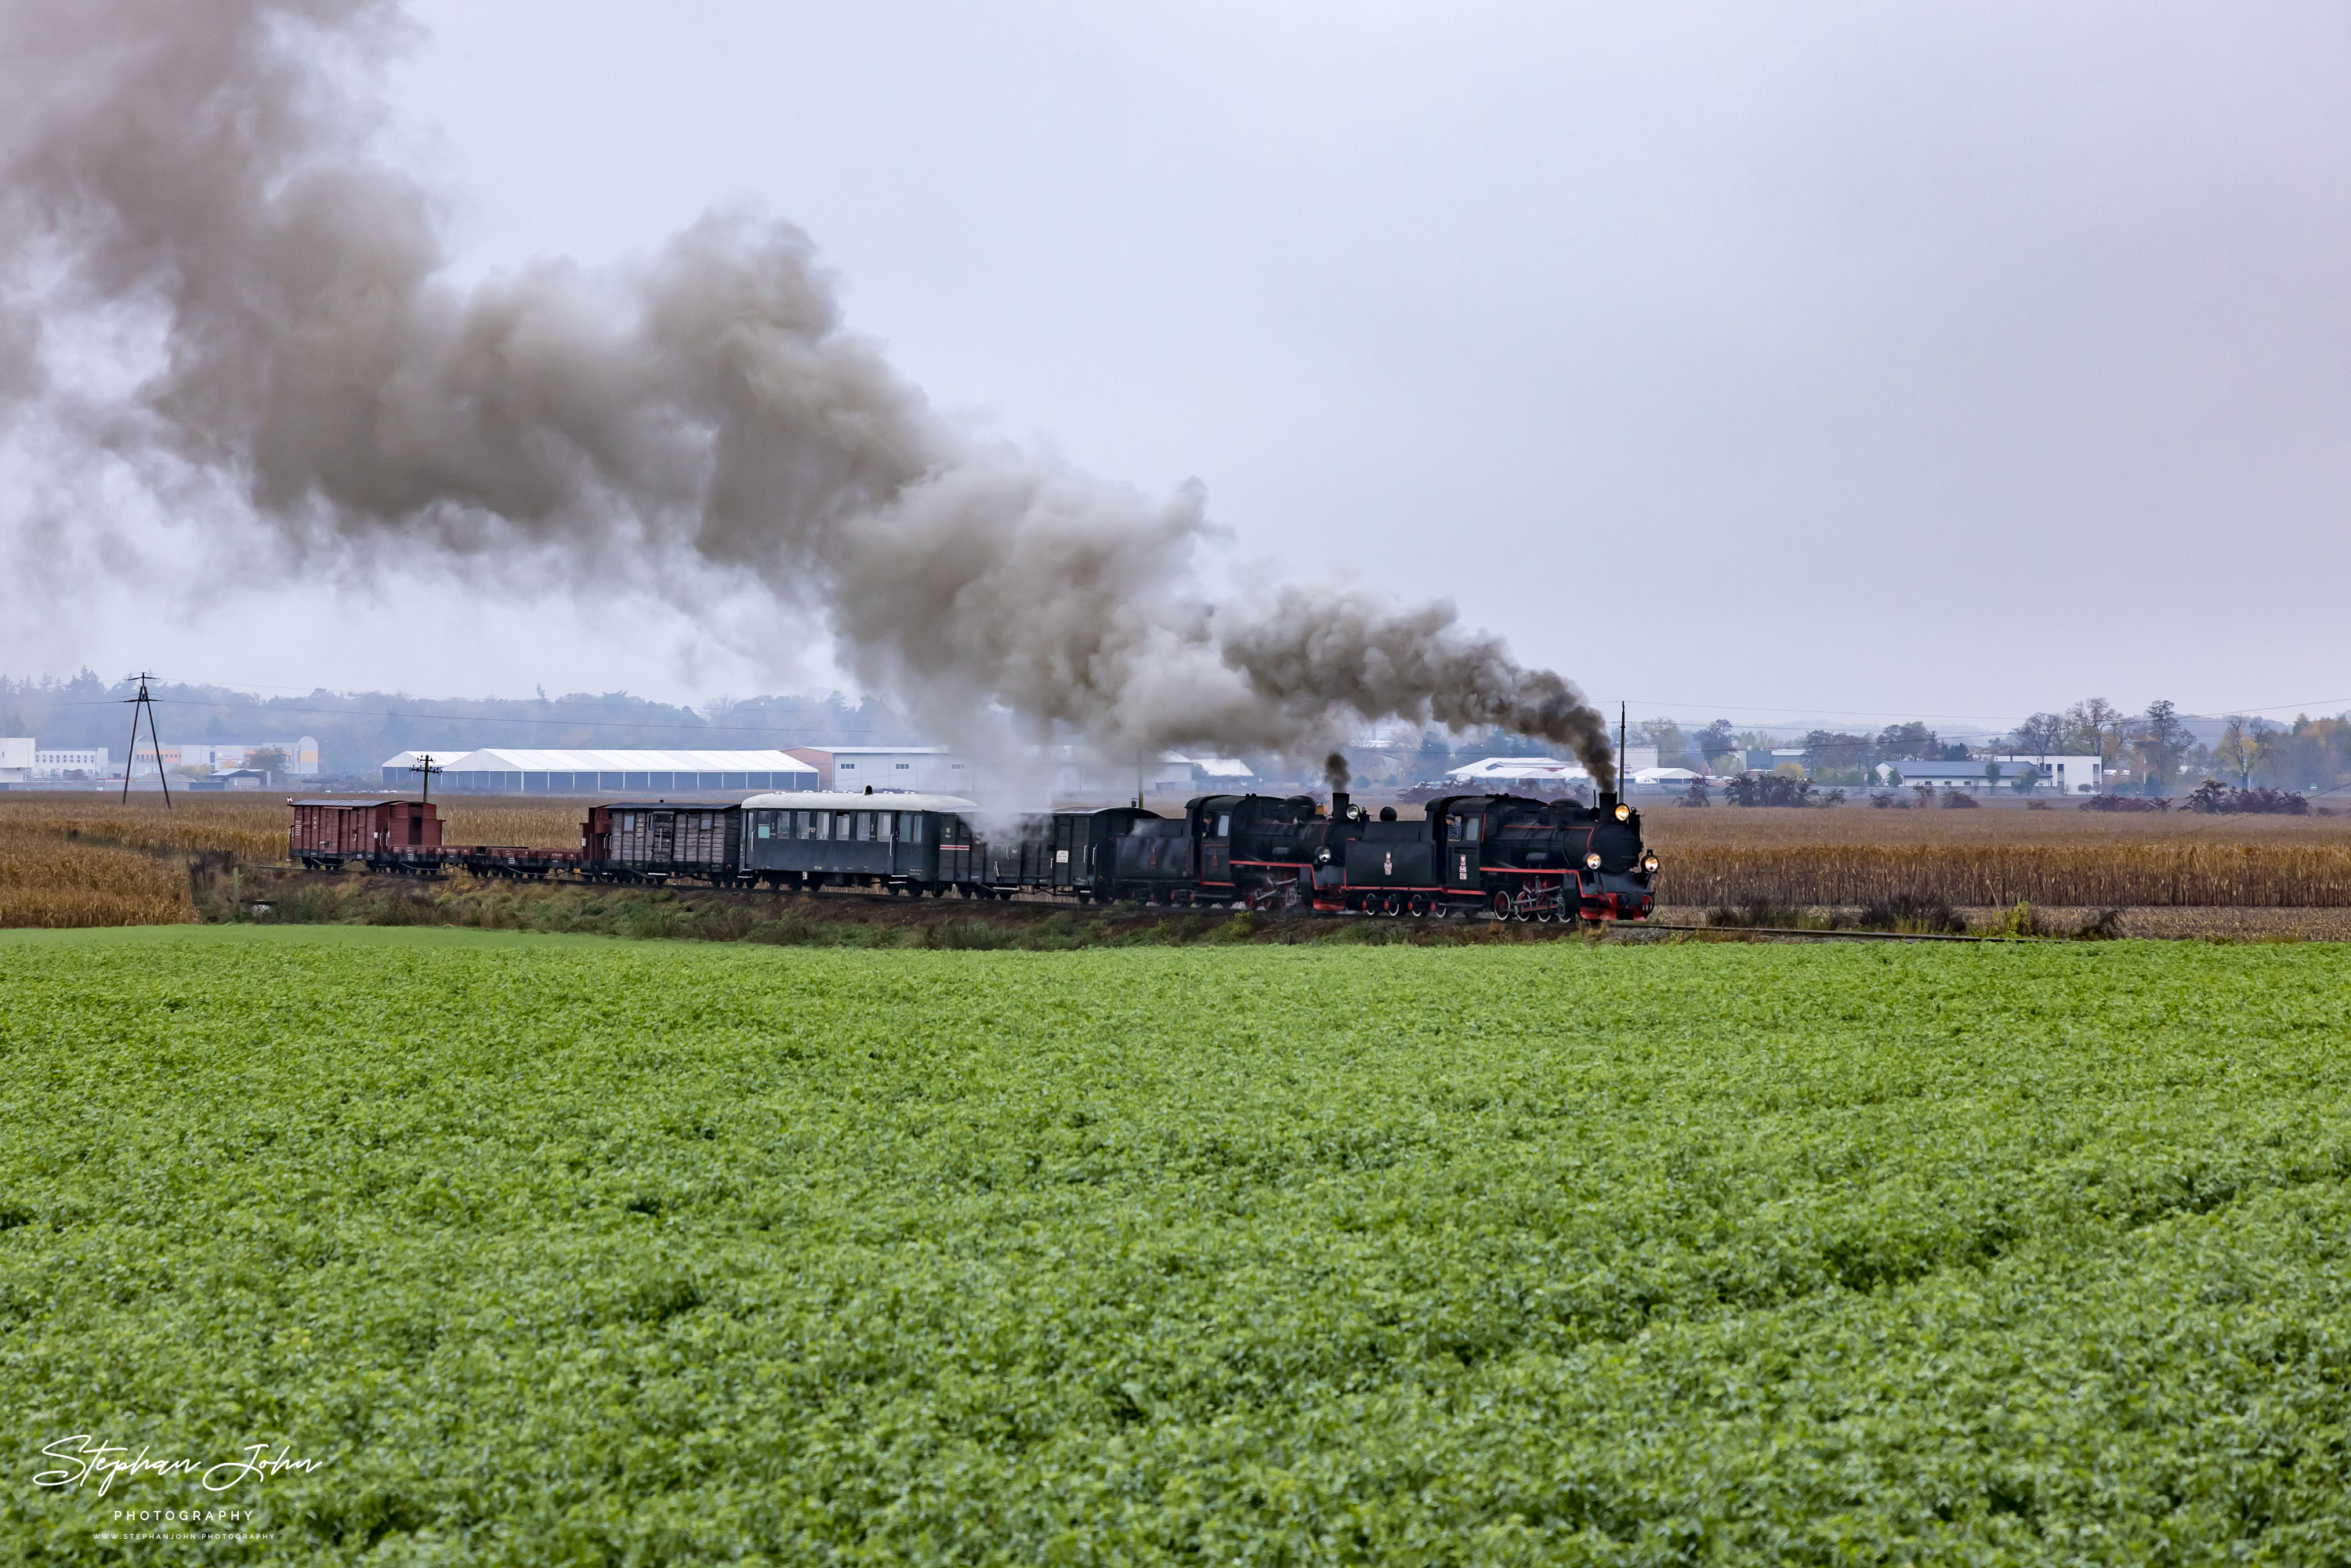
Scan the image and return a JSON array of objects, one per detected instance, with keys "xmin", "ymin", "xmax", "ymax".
[{"xmin": 39, "ymin": 696, "xmax": 897, "ymax": 741}]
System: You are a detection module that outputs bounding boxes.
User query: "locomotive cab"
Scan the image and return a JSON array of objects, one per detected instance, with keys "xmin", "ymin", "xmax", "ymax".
[{"xmin": 1192, "ymin": 793, "xmax": 1324, "ymax": 908}]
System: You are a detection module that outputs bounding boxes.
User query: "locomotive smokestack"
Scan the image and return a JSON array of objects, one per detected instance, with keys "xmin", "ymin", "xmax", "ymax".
[{"xmin": 1322, "ymin": 753, "xmax": 1350, "ymax": 819}]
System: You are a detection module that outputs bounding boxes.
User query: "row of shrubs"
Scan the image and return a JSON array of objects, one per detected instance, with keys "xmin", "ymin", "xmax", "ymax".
[
  {"xmin": 1704, "ymin": 894, "xmax": 2125, "ymax": 939},
  {"xmin": 1683, "ymin": 777, "xmax": 2328, "ymax": 813}
]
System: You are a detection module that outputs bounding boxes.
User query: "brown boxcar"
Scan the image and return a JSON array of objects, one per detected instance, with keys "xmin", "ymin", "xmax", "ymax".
[{"xmin": 288, "ymin": 798, "xmax": 442, "ymax": 867}]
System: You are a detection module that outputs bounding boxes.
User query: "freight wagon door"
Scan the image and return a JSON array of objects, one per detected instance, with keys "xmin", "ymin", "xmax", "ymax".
[{"xmin": 650, "ymin": 811, "xmax": 676, "ymax": 867}]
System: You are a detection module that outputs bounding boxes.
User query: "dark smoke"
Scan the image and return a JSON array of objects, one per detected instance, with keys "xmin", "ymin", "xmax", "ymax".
[
  {"xmin": 0, "ymin": 0, "xmax": 1616, "ymax": 787},
  {"xmin": 1324, "ymin": 752, "xmax": 1351, "ymax": 794}
]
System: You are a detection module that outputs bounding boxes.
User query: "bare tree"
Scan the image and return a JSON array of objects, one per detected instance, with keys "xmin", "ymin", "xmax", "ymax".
[
  {"xmin": 2011, "ymin": 712, "xmax": 2065, "ymax": 759},
  {"xmin": 2215, "ymin": 718, "xmax": 2257, "ymax": 788},
  {"xmin": 2134, "ymin": 700, "xmax": 2188, "ymax": 797},
  {"xmin": 2063, "ymin": 698, "xmax": 2124, "ymax": 765}
]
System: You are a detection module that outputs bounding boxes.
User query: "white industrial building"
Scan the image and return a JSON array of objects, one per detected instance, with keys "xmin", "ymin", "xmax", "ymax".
[
  {"xmin": 380, "ymin": 750, "xmax": 464, "ymax": 787},
  {"xmin": 1445, "ymin": 756, "xmax": 1590, "ymax": 786},
  {"xmin": 786, "ymin": 745, "xmax": 972, "ymax": 794},
  {"xmin": 2, "ymin": 739, "xmax": 117, "ymax": 785},
  {"xmin": 400, "ymin": 748, "xmax": 821, "ymax": 795},
  {"xmin": 1991, "ymin": 755, "xmax": 2107, "ymax": 794},
  {"xmin": 127, "ymin": 737, "xmax": 320, "ymax": 778},
  {"xmin": 1446, "ymin": 747, "xmax": 1656, "ymax": 786},
  {"xmin": 1873, "ymin": 755, "xmax": 2107, "ymax": 794},
  {"xmin": 34, "ymin": 745, "xmax": 109, "ymax": 778}
]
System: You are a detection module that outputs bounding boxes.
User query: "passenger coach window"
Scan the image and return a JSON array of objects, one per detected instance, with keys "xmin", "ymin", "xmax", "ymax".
[
  {"xmin": 755, "ymin": 814, "xmax": 772, "ymax": 839},
  {"xmin": 835, "ymin": 813, "xmax": 853, "ymax": 840}
]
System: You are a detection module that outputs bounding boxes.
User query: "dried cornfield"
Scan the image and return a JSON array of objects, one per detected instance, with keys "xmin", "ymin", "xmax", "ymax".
[
  {"xmin": 0, "ymin": 791, "xmax": 596, "ymax": 928},
  {"xmin": 1658, "ymin": 842, "xmax": 2351, "ymax": 909},
  {"xmin": 0, "ymin": 793, "xmax": 588, "ymax": 860},
  {"xmin": 0, "ymin": 822, "xmax": 196, "ymax": 927},
  {"xmin": 0, "ymin": 795, "xmax": 288, "ymax": 861},
  {"xmin": 1641, "ymin": 805, "xmax": 2351, "ymax": 852}
]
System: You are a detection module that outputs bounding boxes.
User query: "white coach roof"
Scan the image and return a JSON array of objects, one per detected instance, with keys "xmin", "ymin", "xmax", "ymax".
[{"xmin": 743, "ymin": 791, "xmax": 977, "ymax": 812}]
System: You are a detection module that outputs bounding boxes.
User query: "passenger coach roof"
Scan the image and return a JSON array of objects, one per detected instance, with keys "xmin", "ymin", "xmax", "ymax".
[{"xmin": 741, "ymin": 791, "xmax": 978, "ymax": 812}]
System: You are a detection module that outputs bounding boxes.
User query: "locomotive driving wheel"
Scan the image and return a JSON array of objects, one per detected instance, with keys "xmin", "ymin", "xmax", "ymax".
[
  {"xmin": 1490, "ymin": 889, "xmax": 1513, "ymax": 920},
  {"xmin": 1406, "ymin": 893, "xmax": 1431, "ymax": 918}
]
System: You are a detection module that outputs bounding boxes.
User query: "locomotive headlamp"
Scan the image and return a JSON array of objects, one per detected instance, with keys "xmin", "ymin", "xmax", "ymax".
[
  {"xmin": 1643, "ymin": 853, "xmax": 1660, "ymax": 874},
  {"xmin": 1585, "ymin": 851, "xmax": 1603, "ymax": 871},
  {"xmin": 1613, "ymin": 802, "xmax": 1632, "ymax": 822}
]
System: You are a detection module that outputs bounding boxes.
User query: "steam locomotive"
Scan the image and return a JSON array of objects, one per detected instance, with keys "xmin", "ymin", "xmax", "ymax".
[
  {"xmin": 1142, "ymin": 788, "xmax": 1658, "ymax": 922},
  {"xmin": 289, "ymin": 786, "xmax": 1657, "ymax": 922}
]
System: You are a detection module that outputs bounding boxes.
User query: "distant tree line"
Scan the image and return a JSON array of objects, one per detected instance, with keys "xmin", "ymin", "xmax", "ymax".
[
  {"xmin": 0, "ymin": 672, "xmax": 924, "ymax": 777},
  {"xmin": 1632, "ymin": 697, "xmax": 2351, "ymax": 798}
]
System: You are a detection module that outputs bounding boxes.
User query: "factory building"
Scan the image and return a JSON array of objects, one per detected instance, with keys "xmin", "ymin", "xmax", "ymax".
[
  {"xmin": 125, "ymin": 737, "xmax": 321, "ymax": 778},
  {"xmin": 34, "ymin": 746, "xmax": 109, "ymax": 778},
  {"xmin": 395, "ymin": 748, "xmax": 820, "ymax": 795},
  {"xmin": 785, "ymin": 745, "xmax": 972, "ymax": 793}
]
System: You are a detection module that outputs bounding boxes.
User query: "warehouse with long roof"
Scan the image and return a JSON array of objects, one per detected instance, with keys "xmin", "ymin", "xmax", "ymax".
[{"xmin": 382, "ymin": 748, "xmax": 820, "ymax": 794}]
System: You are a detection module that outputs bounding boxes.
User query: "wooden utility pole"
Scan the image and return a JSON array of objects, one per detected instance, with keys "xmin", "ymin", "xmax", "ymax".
[
  {"xmin": 408, "ymin": 753, "xmax": 443, "ymax": 806},
  {"xmin": 119, "ymin": 672, "xmax": 171, "ymax": 809}
]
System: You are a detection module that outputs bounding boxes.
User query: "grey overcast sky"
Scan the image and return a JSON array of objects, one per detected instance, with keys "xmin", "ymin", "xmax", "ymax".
[{"xmin": 11, "ymin": 2, "xmax": 2351, "ymax": 730}]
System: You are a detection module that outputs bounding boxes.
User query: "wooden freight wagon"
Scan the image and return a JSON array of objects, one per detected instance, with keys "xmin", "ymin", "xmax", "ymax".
[
  {"xmin": 582, "ymin": 802, "xmax": 744, "ymax": 882},
  {"xmin": 288, "ymin": 798, "xmax": 441, "ymax": 869}
]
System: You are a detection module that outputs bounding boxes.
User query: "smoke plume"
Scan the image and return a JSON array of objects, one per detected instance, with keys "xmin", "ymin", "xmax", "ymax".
[
  {"xmin": 1323, "ymin": 752, "xmax": 1351, "ymax": 795},
  {"xmin": 0, "ymin": 0, "xmax": 1616, "ymax": 788}
]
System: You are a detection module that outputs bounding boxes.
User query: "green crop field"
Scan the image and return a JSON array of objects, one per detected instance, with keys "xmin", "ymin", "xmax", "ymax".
[{"xmin": 4, "ymin": 928, "xmax": 2350, "ymax": 1564}]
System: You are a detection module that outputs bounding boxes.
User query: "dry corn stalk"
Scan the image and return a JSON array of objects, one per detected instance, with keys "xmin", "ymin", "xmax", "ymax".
[{"xmin": 1661, "ymin": 843, "xmax": 2351, "ymax": 908}]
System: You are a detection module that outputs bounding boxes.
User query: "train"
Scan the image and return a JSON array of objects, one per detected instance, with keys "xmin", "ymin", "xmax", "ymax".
[{"xmin": 288, "ymin": 785, "xmax": 1657, "ymax": 922}]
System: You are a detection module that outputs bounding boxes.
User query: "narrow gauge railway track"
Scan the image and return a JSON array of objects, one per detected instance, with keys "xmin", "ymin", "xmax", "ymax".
[
  {"xmin": 251, "ymin": 864, "xmax": 1628, "ymax": 925},
  {"xmin": 247, "ymin": 866, "xmax": 2052, "ymax": 941}
]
